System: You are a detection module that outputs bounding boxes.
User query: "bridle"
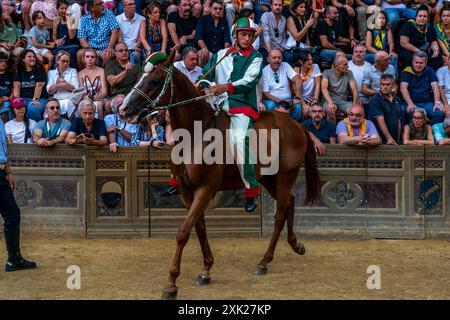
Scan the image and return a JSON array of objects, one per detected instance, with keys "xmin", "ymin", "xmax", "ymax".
[
  {"xmin": 131, "ymin": 64, "xmax": 175, "ymax": 111},
  {"xmin": 131, "ymin": 64, "xmax": 216, "ymax": 115}
]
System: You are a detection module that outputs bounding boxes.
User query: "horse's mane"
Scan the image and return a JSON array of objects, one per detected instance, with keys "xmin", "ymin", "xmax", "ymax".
[{"xmin": 167, "ymin": 64, "xmax": 217, "ymax": 127}]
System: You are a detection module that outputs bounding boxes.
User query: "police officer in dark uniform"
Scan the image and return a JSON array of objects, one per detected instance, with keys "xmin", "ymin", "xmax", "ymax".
[{"xmin": 0, "ymin": 117, "xmax": 36, "ymax": 272}]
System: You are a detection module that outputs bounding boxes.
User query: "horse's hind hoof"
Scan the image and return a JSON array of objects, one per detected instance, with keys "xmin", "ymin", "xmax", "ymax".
[
  {"xmin": 252, "ymin": 265, "xmax": 267, "ymax": 276},
  {"xmin": 195, "ymin": 274, "xmax": 211, "ymax": 286},
  {"xmin": 297, "ymin": 243, "xmax": 306, "ymax": 255},
  {"xmin": 161, "ymin": 289, "xmax": 178, "ymax": 300}
]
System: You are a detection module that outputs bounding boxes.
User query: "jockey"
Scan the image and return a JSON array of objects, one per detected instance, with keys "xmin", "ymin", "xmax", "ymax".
[{"xmin": 199, "ymin": 17, "xmax": 263, "ymax": 213}]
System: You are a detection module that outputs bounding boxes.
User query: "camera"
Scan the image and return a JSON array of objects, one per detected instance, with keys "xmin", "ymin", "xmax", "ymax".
[{"xmin": 84, "ymin": 133, "xmax": 93, "ymax": 138}]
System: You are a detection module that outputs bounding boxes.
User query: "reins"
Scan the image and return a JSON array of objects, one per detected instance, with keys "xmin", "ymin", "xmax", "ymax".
[{"xmin": 131, "ymin": 64, "xmax": 217, "ymax": 118}]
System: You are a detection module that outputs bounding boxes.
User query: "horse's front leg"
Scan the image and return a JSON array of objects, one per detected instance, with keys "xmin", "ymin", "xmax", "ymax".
[
  {"xmin": 162, "ymin": 187, "xmax": 213, "ymax": 300},
  {"xmin": 194, "ymin": 213, "xmax": 214, "ymax": 286}
]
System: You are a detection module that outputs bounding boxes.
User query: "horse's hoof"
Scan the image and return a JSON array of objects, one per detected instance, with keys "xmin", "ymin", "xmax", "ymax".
[
  {"xmin": 161, "ymin": 289, "xmax": 178, "ymax": 300},
  {"xmin": 297, "ymin": 243, "xmax": 306, "ymax": 255},
  {"xmin": 195, "ymin": 274, "xmax": 211, "ymax": 286},
  {"xmin": 252, "ymin": 265, "xmax": 267, "ymax": 276}
]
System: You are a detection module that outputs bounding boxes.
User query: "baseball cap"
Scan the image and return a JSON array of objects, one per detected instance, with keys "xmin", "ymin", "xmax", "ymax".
[
  {"xmin": 0, "ymin": 104, "xmax": 9, "ymax": 115},
  {"xmin": 10, "ymin": 97, "xmax": 25, "ymax": 109}
]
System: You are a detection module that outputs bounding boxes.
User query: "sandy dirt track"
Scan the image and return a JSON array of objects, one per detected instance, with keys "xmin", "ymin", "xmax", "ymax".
[{"xmin": 0, "ymin": 237, "xmax": 449, "ymax": 300}]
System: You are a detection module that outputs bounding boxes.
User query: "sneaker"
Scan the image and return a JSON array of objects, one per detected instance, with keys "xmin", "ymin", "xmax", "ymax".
[
  {"xmin": 245, "ymin": 197, "xmax": 257, "ymax": 213},
  {"xmin": 159, "ymin": 186, "xmax": 180, "ymax": 197}
]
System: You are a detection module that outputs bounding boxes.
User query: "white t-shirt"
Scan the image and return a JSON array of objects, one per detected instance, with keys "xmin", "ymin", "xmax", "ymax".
[
  {"xmin": 348, "ymin": 60, "xmax": 372, "ymax": 104},
  {"xmin": 5, "ymin": 119, "xmax": 36, "ymax": 144},
  {"xmin": 262, "ymin": 62, "xmax": 298, "ymax": 100},
  {"xmin": 116, "ymin": 13, "xmax": 146, "ymax": 50},
  {"xmin": 298, "ymin": 64, "xmax": 321, "ymax": 99},
  {"xmin": 437, "ymin": 66, "xmax": 450, "ymax": 102}
]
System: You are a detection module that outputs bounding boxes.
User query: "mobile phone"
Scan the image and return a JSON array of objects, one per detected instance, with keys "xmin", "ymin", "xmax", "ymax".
[{"xmin": 84, "ymin": 133, "xmax": 92, "ymax": 138}]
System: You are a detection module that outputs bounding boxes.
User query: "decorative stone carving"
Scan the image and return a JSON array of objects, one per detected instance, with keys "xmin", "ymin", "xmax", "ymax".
[
  {"xmin": 96, "ymin": 177, "xmax": 125, "ymax": 216},
  {"xmin": 96, "ymin": 161, "xmax": 126, "ymax": 170},
  {"xmin": 11, "ymin": 159, "xmax": 84, "ymax": 168},
  {"xmin": 138, "ymin": 160, "xmax": 170, "ymax": 170},
  {"xmin": 414, "ymin": 160, "xmax": 444, "ymax": 169},
  {"xmin": 14, "ymin": 181, "xmax": 35, "ymax": 207},
  {"xmin": 329, "ymin": 181, "xmax": 354, "ymax": 208},
  {"xmin": 321, "ymin": 180, "xmax": 364, "ymax": 210},
  {"xmin": 319, "ymin": 159, "xmax": 403, "ymax": 169}
]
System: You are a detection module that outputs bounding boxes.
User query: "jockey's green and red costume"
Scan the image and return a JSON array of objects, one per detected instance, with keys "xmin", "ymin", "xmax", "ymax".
[{"xmin": 200, "ymin": 17, "xmax": 263, "ymax": 200}]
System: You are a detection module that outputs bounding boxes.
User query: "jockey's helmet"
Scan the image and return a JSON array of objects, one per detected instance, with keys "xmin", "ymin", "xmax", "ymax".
[{"xmin": 232, "ymin": 17, "xmax": 256, "ymax": 38}]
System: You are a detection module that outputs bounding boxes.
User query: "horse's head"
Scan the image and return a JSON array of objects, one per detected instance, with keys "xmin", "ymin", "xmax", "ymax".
[{"xmin": 123, "ymin": 51, "xmax": 175, "ymax": 124}]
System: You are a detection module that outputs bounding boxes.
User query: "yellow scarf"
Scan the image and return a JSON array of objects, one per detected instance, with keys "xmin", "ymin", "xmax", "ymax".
[
  {"xmin": 373, "ymin": 29, "xmax": 387, "ymax": 51},
  {"xmin": 299, "ymin": 67, "xmax": 313, "ymax": 81},
  {"xmin": 344, "ymin": 117, "xmax": 367, "ymax": 137}
]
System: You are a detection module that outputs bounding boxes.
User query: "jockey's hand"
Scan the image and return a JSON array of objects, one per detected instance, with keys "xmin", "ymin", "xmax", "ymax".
[
  {"xmin": 259, "ymin": 102, "xmax": 266, "ymax": 111},
  {"xmin": 210, "ymin": 84, "xmax": 229, "ymax": 96}
]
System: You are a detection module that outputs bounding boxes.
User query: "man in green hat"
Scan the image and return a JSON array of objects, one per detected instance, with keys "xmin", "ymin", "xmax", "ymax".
[{"xmin": 199, "ymin": 16, "xmax": 263, "ymax": 213}]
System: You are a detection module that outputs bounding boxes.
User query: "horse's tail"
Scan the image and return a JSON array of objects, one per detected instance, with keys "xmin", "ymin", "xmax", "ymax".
[{"xmin": 302, "ymin": 126, "xmax": 321, "ymax": 205}]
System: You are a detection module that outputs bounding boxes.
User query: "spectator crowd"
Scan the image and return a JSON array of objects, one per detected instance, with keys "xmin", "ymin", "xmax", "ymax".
[{"xmin": 2, "ymin": 0, "xmax": 450, "ymax": 155}]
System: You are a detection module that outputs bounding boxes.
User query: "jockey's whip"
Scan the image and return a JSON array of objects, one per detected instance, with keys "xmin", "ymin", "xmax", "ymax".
[{"xmin": 196, "ymin": 47, "xmax": 235, "ymax": 83}]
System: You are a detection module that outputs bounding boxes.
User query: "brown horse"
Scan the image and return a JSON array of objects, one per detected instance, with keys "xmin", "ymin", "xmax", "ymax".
[{"xmin": 123, "ymin": 54, "xmax": 320, "ymax": 299}]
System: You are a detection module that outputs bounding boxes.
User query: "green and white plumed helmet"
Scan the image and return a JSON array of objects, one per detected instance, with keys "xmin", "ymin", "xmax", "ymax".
[
  {"xmin": 232, "ymin": 17, "xmax": 256, "ymax": 38},
  {"xmin": 144, "ymin": 52, "xmax": 168, "ymax": 73}
]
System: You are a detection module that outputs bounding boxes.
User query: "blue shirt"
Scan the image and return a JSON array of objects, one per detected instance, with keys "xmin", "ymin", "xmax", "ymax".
[
  {"xmin": 195, "ymin": 15, "xmax": 231, "ymax": 54},
  {"xmin": 301, "ymin": 118, "xmax": 336, "ymax": 144},
  {"xmin": 0, "ymin": 119, "xmax": 7, "ymax": 163},
  {"xmin": 104, "ymin": 114, "xmax": 140, "ymax": 147},
  {"xmin": 77, "ymin": 9, "xmax": 120, "ymax": 51},
  {"xmin": 131, "ymin": 125, "xmax": 165, "ymax": 146},
  {"xmin": 336, "ymin": 119, "xmax": 379, "ymax": 144},
  {"xmin": 400, "ymin": 66, "xmax": 438, "ymax": 104},
  {"xmin": 432, "ymin": 123, "xmax": 448, "ymax": 144}
]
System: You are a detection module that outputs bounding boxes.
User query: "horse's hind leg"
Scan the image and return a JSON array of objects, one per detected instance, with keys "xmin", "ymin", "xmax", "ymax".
[
  {"xmin": 194, "ymin": 213, "xmax": 214, "ymax": 286},
  {"xmin": 162, "ymin": 187, "xmax": 212, "ymax": 300},
  {"xmin": 252, "ymin": 173, "xmax": 295, "ymax": 276},
  {"xmin": 286, "ymin": 195, "xmax": 305, "ymax": 255}
]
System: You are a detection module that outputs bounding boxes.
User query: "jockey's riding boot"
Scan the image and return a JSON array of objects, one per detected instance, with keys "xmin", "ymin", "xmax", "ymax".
[
  {"xmin": 245, "ymin": 197, "xmax": 258, "ymax": 213},
  {"xmin": 159, "ymin": 186, "xmax": 181, "ymax": 197},
  {"xmin": 4, "ymin": 226, "xmax": 37, "ymax": 272}
]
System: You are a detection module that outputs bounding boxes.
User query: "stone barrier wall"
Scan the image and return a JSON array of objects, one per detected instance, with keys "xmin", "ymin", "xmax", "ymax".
[{"xmin": 8, "ymin": 144, "xmax": 450, "ymax": 239}]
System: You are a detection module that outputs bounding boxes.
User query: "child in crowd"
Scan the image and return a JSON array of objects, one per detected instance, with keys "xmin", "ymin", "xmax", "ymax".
[{"xmin": 28, "ymin": 10, "xmax": 54, "ymax": 67}]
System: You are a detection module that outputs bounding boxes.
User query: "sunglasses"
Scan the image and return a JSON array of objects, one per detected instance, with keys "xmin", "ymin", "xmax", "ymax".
[
  {"xmin": 48, "ymin": 105, "xmax": 61, "ymax": 110},
  {"xmin": 274, "ymin": 27, "xmax": 280, "ymax": 38},
  {"xmin": 273, "ymin": 72, "xmax": 279, "ymax": 83},
  {"xmin": 412, "ymin": 116, "xmax": 425, "ymax": 120}
]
